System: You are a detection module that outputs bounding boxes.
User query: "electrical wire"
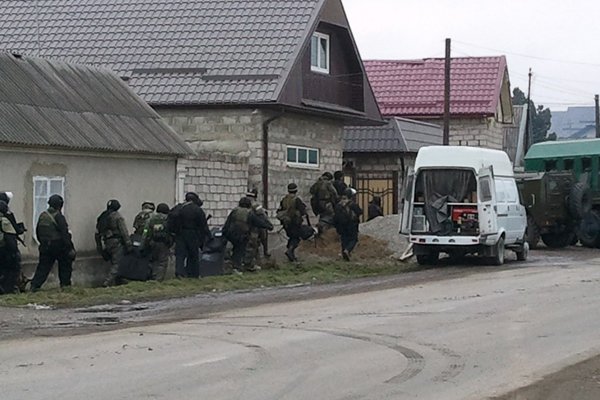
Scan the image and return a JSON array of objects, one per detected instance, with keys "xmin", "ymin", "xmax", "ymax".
[{"xmin": 455, "ymin": 40, "xmax": 600, "ymax": 68}]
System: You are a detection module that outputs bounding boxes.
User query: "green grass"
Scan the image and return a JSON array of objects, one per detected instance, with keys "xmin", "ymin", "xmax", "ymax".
[{"xmin": 0, "ymin": 260, "xmax": 419, "ymax": 309}]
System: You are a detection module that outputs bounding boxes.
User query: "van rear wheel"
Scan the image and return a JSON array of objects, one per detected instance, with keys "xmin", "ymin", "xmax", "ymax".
[
  {"xmin": 491, "ymin": 236, "xmax": 505, "ymax": 266},
  {"xmin": 515, "ymin": 241, "xmax": 529, "ymax": 261}
]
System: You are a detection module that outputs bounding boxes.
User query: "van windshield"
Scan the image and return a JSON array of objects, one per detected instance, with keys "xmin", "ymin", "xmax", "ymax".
[{"xmin": 414, "ymin": 169, "xmax": 477, "ymax": 234}]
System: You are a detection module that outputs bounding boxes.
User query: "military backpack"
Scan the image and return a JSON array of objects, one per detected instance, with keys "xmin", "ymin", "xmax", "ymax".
[
  {"xmin": 96, "ymin": 210, "xmax": 113, "ymax": 236},
  {"xmin": 277, "ymin": 195, "xmax": 301, "ymax": 226},
  {"xmin": 335, "ymin": 199, "xmax": 359, "ymax": 227},
  {"xmin": 36, "ymin": 210, "xmax": 61, "ymax": 242},
  {"xmin": 223, "ymin": 207, "xmax": 250, "ymax": 243},
  {"xmin": 146, "ymin": 214, "xmax": 171, "ymax": 244}
]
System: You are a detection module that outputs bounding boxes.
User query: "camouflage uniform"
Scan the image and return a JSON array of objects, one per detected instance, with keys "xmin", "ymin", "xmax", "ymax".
[
  {"xmin": 143, "ymin": 212, "xmax": 172, "ymax": 281},
  {"xmin": 95, "ymin": 210, "xmax": 131, "ymax": 285},
  {"xmin": 0, "ymin": 206, "xmax": 23, "ymax": 294},
  {"xmin": 249, "ymin": 198, "xmax": 270, "ymax": 258},
  {"xmin": 133, "ymin": 202, "xmax": 155, "ymax": 236},
  {"xmin": 277, "ymin": 192, "xmax": 307, "ymax": 262},
  {"xmin": 224, "ymin": 201, "xmax": 273, "ymax": 272},
  {"xmin": 310, "ymin": 176, "xmax": 338, "ymax": 232}
]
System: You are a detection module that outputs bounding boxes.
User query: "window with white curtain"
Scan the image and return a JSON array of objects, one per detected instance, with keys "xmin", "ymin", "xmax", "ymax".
[{"xmin": 33, "ymin": 176, "xmax": 65, "ymax": 234}]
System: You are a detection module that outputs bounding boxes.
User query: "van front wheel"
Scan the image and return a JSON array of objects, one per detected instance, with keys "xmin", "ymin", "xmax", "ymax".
[
  {"xmin": 491, "ymin": 237, "xmax": 505, "ymax": 266},
  {"xmin": 416, "ymin": 252, "xmax": 439, "ymax": 266}
]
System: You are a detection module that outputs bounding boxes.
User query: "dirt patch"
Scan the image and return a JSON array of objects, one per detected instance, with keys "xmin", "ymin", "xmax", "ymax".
[
  {"xmin": 298, "ymin": 228, "xmax": 392, "ymax": 261},
  {"xmin": 490, "ymin": 353, "xmax": 600, "ymax": 400}
]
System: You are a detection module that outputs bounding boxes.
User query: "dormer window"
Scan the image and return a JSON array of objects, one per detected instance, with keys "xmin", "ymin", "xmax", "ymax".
[{"xmin": 311, "ymin": 32, "xmax": 330, "ymax": 74}]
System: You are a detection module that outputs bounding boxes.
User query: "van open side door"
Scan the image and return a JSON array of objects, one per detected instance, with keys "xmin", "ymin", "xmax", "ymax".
[
  {"xmin": 478, "ymin": 166, "xmax": 498, "ymax": 235},
  {"xmin": 400, "ymin": 167, "xmax": 415, "ymax": 235}
]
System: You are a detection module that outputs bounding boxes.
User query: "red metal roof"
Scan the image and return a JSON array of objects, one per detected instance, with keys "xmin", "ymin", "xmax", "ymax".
[{"xmin": 364, "ymin": 56, "xmax": 507, "ymax": 118}]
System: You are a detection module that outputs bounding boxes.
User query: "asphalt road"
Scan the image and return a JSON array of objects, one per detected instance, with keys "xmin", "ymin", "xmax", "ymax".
[{"xmin": 3, "ymin": 251, "xmax": 600, "ymax": 399}]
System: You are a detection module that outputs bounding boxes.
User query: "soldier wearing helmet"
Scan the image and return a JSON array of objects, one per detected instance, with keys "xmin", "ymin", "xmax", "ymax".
[{"xmin": 31, "ymin": 194, "xmax": 76, "ymax": 291}]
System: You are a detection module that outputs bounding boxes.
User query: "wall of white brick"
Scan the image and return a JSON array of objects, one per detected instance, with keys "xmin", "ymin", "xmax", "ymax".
[
  {"xmin": 158, "ymin": 108, "xmax": 344, "ymax": 224},
  {"xmin": 177, "ymin": 153, "xmax": 249, "ymax": 227},
  {"xmin": 422, "ymin": 117, "xmax": 505, "ymax": 150}
]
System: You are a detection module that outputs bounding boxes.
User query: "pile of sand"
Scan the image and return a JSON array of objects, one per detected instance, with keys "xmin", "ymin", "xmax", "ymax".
[
  {"xmin": 359, "ymin": 215, "xmax": 410, "ymax": 259},
  {"xmin": 298, "ymin": 227, "xmax": 393, "ymax": 261}
]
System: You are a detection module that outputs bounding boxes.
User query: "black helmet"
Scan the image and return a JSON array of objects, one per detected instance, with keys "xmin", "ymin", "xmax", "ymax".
[
  {"xmin": 141, "ymin": 201, "xmax": 155, "ymax": 211},
  {"xmin": 185, "ymin": 192, "xmax": 199, "ymax": 202},
  {"xmin": 322, "ymin": 172, "xmax": 333, "ymax": 180},
  {"xmin": 334, "ymin": 171, "xmax": 344, "ymax": 180},
  {"xmin": 48, "ymin": 194, "xmax": 64, "ymax": 209},
  {"xmin": 107, "ymin": 199, "xmax": 121, "ymax": 211},
  {"xmin": 287, "ymin": 183, "xmax": 298, "ymax": 193},
  {"xmin": 0, "ymin": 192, "xmax": 10, "ymax": 204},
  {"xmin": 156, "ymin": 203, "xmax": 170, "ymax": 214},
  {"xmin": 239, "ymin": 197, "xmax": 252, "ymax": 208},
  {"xmin": 0, "ymin": 200, "xmax": 7, "ymax": 214},
  {"xmin": 246, "ymin": 188, "xmax": 258, "ymax": 198}
]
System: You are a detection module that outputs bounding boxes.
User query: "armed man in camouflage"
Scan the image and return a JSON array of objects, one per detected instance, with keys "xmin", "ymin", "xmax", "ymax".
[
  {"xmin": 277, "ymin": 183, "xmax": 309, "ymax": 262},
  {"xmin": 310, "ymin": 172, "xmax": 338, "ymax": 233},
  {"xmin": 31, "ymin": 194, "xmax": 76, "ymax": 291},
  {"xmin": 0, "ymin": 192, "xmax": 26, "ymax": 294},
  {"xmin": 142, "ymin": 203, "xmax": 172, "ymax": 281},
  {"xmin": 223, "ymin": 197, "xmax": 273, "ymax": 272},
  {"xmin": 334, "ymin": 188, "xmax": 363, "ymax": 261},
  {"xmin": 133, "ymin": 201, "xmax": 155, "ymax": 236},
  {"xmin": 95, "ymin": 199, "xmax": 132, "ymax": 286},
  {"xmin": 246, "ymin": 188, "xmax": 270, "ymax": 259}
]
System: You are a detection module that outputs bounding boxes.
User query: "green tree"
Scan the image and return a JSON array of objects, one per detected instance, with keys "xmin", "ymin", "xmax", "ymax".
[{"xmin": 512, "ymin": 87, "xmax": 554, "ymax": 143}]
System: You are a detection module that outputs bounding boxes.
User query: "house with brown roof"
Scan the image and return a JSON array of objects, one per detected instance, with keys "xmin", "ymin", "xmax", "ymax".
[
  {"xmin": 1, "ymin": 0, "xmax": 382, "ymax": 224},
  {"xmin": 343, "ymin": 118, "xmax": 442, "ymax": 217},
  {"xmin": 364, "ymin": 56, "xmax": 513, "ymax": 151},
  {"xmin": 0, "ymin": 53, "xmax": 192, "ymax": 285}
]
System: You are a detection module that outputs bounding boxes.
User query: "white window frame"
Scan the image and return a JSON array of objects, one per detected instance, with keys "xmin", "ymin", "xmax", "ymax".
[
  {"xmin": 286, "ymin": 145, "xmax": 320, "ymax": 169},
  {"xmin": 311, "ymin": 32, "xmax": 330, "ymax": 74},
  {"xmin": 33, "ymin": 176, "xmax": 65, "ymax": 237}
]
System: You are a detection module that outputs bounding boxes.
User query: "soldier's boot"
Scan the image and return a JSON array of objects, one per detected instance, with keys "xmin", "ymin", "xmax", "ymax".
[{"xmin": 342, "ymin": 249, "xmax": 351, "ymax": 261}]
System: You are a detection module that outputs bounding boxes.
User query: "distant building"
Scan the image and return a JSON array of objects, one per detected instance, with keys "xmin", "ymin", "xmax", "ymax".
[
  {"xmin": 364, "ymin": 56, "xmax": 514, "ymax": 150},
  {"xmin": 551, "ymin": 107, "xmax": 596, "ymax": 139}
]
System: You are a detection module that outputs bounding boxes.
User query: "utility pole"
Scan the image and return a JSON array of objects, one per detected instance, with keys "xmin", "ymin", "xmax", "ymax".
[
  {"xmin": 524, "ymin": 68, "xmax": 533, "ymax": 151},
  {"xmin": 443, "ymin": 38, "xmax": 451, "ymax": 145},
  {"xmin": 595, "ymin": 94, "xmax": 600, "ymax": 138}
]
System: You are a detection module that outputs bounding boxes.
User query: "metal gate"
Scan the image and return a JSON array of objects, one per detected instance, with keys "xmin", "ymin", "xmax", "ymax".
[{"xmin": 350, "ymin": 173, "xmax": 398, "ymax": 221}]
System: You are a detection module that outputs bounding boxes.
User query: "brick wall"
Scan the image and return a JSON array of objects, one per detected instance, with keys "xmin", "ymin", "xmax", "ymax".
[
  {"xmin": 264, "ymin": 113, "xmax": 344, "ymax": 212},
  {"xmin": 422, "ymin": 117, "xmax": 505, "ymax": 150},
  {"xmin": 159, "ymin": 108, "xmax": 344, "ymax": 222},
  {"xmin": 177, "ymin": 153, "xmax": 249, "ymax": 227}
]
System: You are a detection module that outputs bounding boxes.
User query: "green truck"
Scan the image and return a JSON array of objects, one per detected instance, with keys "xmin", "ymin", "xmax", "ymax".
[{"xmin": 520, "ymin": 139, "xmax": 598, "ymax": 248}]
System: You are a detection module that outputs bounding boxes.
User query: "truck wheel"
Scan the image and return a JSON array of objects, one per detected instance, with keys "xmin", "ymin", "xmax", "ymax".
[
  {"xmin": 526, "ymin": 215, "xmax": 541, "ymax": 249},
  {"xmin": 577, "ymin": 210, "xmax": 600, "ymax": 248},
  {"xmin": 541, "ymin": 232, "xmax": 574, "ymax": 248},
  {"xmin": 491, "ymin": 236, "xmax": 505, "ymax": 266},
  {"xmin": 515, "ymin": 241, "xmax": 529, "ymax": 261},
  {"xmin": 416, "ymin": 251, "xmax": 439, "ymax": 266},
  {"xmin": 569, "ymin": 182, "xmax": 592, "ymax": 219}
]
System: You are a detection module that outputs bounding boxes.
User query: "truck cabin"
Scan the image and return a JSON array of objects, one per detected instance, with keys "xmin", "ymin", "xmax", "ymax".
[
  {"xmin": 525, "ymin": 139, "xmax": 600, "ymax": 191},
  {"xmin": 411, "ymin": 168, "xmax": 479, "ymax": 236}
]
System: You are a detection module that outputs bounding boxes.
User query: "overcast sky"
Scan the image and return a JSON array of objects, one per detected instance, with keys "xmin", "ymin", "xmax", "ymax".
[{"xmin": 343, "ymin": 0, "xmax": 600, "ymax": 111}]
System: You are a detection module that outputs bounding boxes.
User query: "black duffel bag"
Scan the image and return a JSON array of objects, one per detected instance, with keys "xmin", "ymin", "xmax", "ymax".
[{"xmin": 299, "ymin": 224, "xmax": 315, "ymax": 241}]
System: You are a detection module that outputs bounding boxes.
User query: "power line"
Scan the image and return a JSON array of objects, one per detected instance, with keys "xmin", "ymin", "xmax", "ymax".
[{"xmin": 455, "ymin": 40, "xmax": 600, "ymax": 68}]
